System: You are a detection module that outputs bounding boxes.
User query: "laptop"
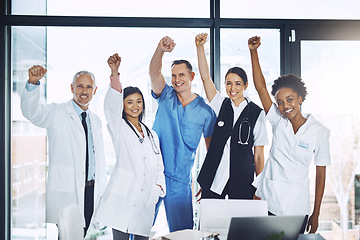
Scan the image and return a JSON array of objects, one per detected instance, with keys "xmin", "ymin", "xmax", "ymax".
[
  {"xmin": 199, "ymin": 199, "xmax": 268, "ymax": 239},
  {"xmin": 227, "ymin": 215, "xmax": 307, "ymax": 240}
]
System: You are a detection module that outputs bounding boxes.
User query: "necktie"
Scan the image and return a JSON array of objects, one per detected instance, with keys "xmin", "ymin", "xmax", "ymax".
[{"xmin": 81, "ymin": 112, "xmax": 89, "ymax": 182}]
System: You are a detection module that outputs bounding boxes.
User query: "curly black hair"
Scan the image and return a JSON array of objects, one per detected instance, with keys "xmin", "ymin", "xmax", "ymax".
[{"xmin": 271, "ymin": 74, "xmax": 308, "ymax": 102}]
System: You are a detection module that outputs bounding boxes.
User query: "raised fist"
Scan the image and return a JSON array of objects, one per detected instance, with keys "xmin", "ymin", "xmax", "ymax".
[
  {"xmin": 28, "ymin": 65, "xmax": 47, "ymax": 84},
  {"xmin": 248, "ymin": 36, "xmax": 261, "ymax": 51},
  {"xmin": 108, "ymin": 53, "xmax": 121, "ymax": 76},
  {"xmin": 195, "ymin": 33, "xmax": 208, "ymax": 47},
  {"xmin": 159, "ymin": 36, "xmax": 176, "ymax": 53}
]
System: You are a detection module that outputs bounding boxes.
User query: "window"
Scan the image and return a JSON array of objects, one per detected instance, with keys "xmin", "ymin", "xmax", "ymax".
[
  {"xmin": 301, "ymin": 41, "xmax": 360, "ymax": 237},
  {"xmin": 11, "ymin": 26, "xmax": 47, "ymax": 240},
  {"xmin": 221, "ymin": 0, "xmax": 360, "ymax": 19},
  {"xmin": 12, "ymin": 25, "xmax": 210, "ymax": 239},
  {"xmin": 3, "ymin": 1, "xmax": 360, "ymax": 240},
  {"xmin": 12, "ymin": 0, "xmax": 210, "ymax": 17}
]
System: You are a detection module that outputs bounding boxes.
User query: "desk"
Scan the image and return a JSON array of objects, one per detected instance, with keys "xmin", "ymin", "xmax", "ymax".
[{"xmin": 152, "ymin": 229, "xmax": 217, "ymax": 240}]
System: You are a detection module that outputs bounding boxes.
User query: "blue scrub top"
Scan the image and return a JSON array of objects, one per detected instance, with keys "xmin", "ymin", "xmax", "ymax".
[{"xmin": 152, "ymin": 84, "xmax": 217, "ymax": 185}]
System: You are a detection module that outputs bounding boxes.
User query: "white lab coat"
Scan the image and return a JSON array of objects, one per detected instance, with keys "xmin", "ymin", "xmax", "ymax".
[
  {"xmin": 93, "ymin": 86, "xmax": 166, "ymax": 237},
  {"xmin": 20, "ymin": 85, "xmax": 107, "ymax": 226}
]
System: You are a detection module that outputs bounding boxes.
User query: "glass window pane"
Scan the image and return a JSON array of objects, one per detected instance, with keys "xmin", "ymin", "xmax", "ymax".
[
  {"xmin": 301, "ymin": 40, "xmax": 360, "ymax": 239},
  {"xmin": 13, "ymin": 26, "xmax": 209, "ymax": 239},
  {"xmin": 12, "ymin": 0, "xmax": 209, "ymax": 17},
  {"xmin": 11, "ymin": 26, "xmax": 47, "ymax": 239},
  {"xmin": 221, "ymin": 0, "xmax": 360, "ymax": 20},
  {"xmin": 11, "ymin": 0, "xmax": 46, "ymax": 15}
]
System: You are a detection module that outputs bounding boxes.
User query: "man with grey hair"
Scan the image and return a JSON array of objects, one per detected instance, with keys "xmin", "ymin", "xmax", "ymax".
[{"xmin": 21, "ymin": 65, "xmax": 107, "ymax": 237}]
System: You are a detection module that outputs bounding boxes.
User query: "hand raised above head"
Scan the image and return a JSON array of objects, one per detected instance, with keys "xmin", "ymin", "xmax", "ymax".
[
  {"xmin": 248, "ymin": 36, "xmax": 261, "ymax": 51},
  {"xmin": 108, "ymin": 53, "xmax": 121, "ymax": 76},
  {"xmin": 28, "ymin": 65, "xmax": 47, "ymax": 84},
  {"xmin": 159, "ymin": 36, "xmax": 176, "ymax": 53},
  {"xmin": 195, "ymin": 33, "xmax": 208, "ymax": 47}
]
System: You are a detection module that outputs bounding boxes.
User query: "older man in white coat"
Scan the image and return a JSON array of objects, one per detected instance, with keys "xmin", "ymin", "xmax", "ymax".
[{"xmin": 20, "ymin": 65, "xmax": 107, "ymax": 237}]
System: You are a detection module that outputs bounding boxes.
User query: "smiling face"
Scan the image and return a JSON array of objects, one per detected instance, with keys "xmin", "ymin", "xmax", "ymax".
[
  {"xmin": 71, "ymin": 74, "xmax": 97, "ymax": 111},
  {"xmin": 275, "ymin": 87, "xmax": 303, "ymax": 120},
  {"xmin": 225, "ymin": 73, "xmax": 248, "ymax": 106},
  {"xmin": 171, "ymin": 63, "xmax": 194, "ymax": 94},
  {"xmin": 123, "ymin": 92, "xmax": 144, "ymax": 122}
]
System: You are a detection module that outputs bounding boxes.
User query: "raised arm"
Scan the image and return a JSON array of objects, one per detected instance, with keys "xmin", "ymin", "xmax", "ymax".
[
  {"xmin": 108, "ymin": 53, "xmax": 122, "ymax": 93},
  {"xmin": 21, "ymin": 65, "xmax": 54, "ymax": 128},
  {"xmin": 104, "ymin": 54, "xmax": 123, "ymax": 135},
  {"xmin": 149, "ymin": 36, "xmax": 176, "ymax": 97},
  {"xmin": 195, "ymin": 33, "xmax": 217, "ymax": 102},
  {"xmin": 28, "ymin": 65, "xmax": 47, "ymax": 85},
  {"xmin": 248, "ymin": 36, "xmax": 272, "ymax": 113}
]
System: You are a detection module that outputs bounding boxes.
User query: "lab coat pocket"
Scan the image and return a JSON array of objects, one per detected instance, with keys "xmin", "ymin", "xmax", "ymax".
[
  {"xmin": 48, "ymin": 166, "xmax": 75, "ymax": 193},
  {"xmin": 147, "ymin": 184, "xmax": 161, "ymax": 208},
  {"xmin": 110, "ymin": 168, "xmax": 134, "ymax": 197}
]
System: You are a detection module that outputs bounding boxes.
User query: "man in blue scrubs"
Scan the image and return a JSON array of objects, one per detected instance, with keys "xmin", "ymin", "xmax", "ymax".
[{"xmin": 149, "ymin": 36, "xmax": 217, "ymax": 232}]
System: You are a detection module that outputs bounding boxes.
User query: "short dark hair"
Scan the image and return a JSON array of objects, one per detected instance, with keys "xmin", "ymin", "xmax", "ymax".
[
  {"xmin": 225, "ymin": 67, "xmax": 248, "ymax": 85},
  {"xmin": 122, "ymin": 86, "xmax": 145, "ymax": 122},
  {"xmin": 171, "ymin": 60, "xmax": 193, "ymax": 73},
  {"xmin": 271, "ymin": 74, "xmax": 308, "ymax": 102}
]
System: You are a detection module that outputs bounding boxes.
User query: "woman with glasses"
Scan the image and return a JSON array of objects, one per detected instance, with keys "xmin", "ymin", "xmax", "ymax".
[{"xmin": 94, "ymin": 53, "xmax": 165, "ymax": 240}]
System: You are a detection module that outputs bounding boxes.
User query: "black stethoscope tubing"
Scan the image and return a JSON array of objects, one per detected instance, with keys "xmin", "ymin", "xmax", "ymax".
[{"xmin": 125, "ymin": 119, "xmax": 160, "ymax": 155}]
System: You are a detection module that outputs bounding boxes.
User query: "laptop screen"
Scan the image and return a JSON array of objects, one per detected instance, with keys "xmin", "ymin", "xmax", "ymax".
[{"xmin": 227, "ymin": 215, "xmax": 307, "ymax": 240}]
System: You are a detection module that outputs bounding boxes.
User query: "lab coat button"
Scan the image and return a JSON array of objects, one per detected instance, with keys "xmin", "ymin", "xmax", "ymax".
[
  {"xmin": 133, "ymin": 204, "xmax": 136, "ymax": 207},
  {"xmin": 141, "ymin": 188, "xmax": 144, "ymax": 192}
]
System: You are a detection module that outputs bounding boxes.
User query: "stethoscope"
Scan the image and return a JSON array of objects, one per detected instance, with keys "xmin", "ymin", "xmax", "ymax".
[
  {"xmin": 125, "ymin": 119, "xmax": 160, "ymax": 155},
  {"xmin": 217, "ymin": 98, "xmax": 251, "ymax": 145}
]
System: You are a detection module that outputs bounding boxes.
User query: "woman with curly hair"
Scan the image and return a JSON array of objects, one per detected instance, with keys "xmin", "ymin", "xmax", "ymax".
[{"xmin": 249, "ymin": 36, "xmax": 331, "ymax": 233}]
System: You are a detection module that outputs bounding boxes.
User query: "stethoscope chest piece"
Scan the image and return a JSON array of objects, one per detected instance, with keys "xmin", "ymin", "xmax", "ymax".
[{"xmin": 218, "ymin": 121, "xmax": 224, "ymax": 127}]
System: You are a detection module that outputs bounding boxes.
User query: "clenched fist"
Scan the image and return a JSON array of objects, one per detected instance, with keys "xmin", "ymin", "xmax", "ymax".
[
  {"xmin": 195, "ymin": 33, "xmax": 208, "ymax": 47},
  {"xmin": 158, "ymin": 36, "xmax": 176, "ymax": 53},
  {"xmin": 108, "ymin": 53, "xmax": 121, "ymax": 76},
  {"xmin": 248, "ymin": 36, "xmax": 261, "ymax": 51},
  {"xmin": 28, "ymin": 65, "xmax": 47, "ymax": 85}
]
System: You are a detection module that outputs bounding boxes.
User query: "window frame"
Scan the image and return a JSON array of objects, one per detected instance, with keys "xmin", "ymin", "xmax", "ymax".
[{"xmin": 2, "ymin": 1, "xmax": 360, "ymax": 239}]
